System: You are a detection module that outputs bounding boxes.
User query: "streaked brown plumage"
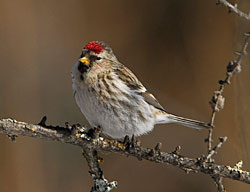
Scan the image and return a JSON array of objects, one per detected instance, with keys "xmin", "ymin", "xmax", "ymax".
[{"xmin": 72, "ymin": 41, "xmax": 209, "ymax": 139}]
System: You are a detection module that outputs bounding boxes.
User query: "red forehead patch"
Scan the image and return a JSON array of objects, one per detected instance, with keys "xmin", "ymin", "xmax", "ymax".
[{"xmin": 84, "ymin": 41, "xmax": 104, "ymax": 54}]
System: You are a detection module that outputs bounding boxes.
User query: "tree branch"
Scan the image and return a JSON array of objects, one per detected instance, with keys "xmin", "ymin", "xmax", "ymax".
[
  {"xmin": 212, "ymin": 176, "xmax": 225, "ymax": 192},
  {"xmin": 206, "ymin": 137, "xmax": 227, "ymax": 161},
  {"xmin": 206, "ymin": 32, "xmax": 250, "ymax": 159},
  {"xmin": 1, "ymin": 118, "xmax": 250, "ymax": 189},
  {"xmin": 203, "ymin": 1, "xmax": 250, "ymax": 189},
  {"xmin": 83, "ymin": 147, "xmax": 117, "ymax": 192},
  {"xmin": 217, "ymin": 0, "xmax": 250, "ymax": 21}
]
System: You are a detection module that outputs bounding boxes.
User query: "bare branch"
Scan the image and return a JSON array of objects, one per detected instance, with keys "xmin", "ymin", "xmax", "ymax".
[
  {"xmin": 206, "ymin": 137, "xmax": 228, "ymax": 161},
  {"xmin": 212, "ymin": 176, "xmax": 225, "ymax": 192},
  {"xmin": 1, "ymin": 118, "xmax": 250, "ymax": 188},
  {"xmin": 83, "ymin": 147, "xmax": 117, "ymax": 192},
  {"xmin": 204, "ymin": 30, "xmax": 250, "ymax": 190},
  {"xmin": 206, "ymin": 32, "xmax": 250, "ymax": 160},
  {"xmin": 217, "ymin": 0, "xmax": 250, "ymax": 21}
]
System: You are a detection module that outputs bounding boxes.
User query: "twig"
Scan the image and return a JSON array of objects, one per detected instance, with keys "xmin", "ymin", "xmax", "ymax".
[
  {"xmin": 206, "ymin": 32, "xmax": 250, "ymax": 158},
  {"xmin": 82, "ymin": 126, "xmax": 117, "ymax": 192},
  {"xmin": 83, "ymin": 147, "xmax": 117, "ymax": 192},
  {"xmin": 212, "ymin": 176, "xmax": 225, "ymax": 192},
  {"xmin": 206, "ymin": 137, "xmax": 228, "ymax": 161},
  {"xmin": 217, "ymin": 0, "xmax": 250, "ymax": 21},
  {"xmin": 0, "ymin": 118, "xmax": 250, "ymax": 187}
]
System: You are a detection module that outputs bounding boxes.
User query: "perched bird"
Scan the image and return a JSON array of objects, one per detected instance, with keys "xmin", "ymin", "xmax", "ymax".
[{"xmin": 72, "ymin": 41, "xmax": 209, "ymax": 139}]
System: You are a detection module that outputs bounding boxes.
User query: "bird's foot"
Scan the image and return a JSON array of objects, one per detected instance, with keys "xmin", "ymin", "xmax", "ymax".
[{"xmin": 124, "ymin": 135, "xmax": 141, "ymax": 150}]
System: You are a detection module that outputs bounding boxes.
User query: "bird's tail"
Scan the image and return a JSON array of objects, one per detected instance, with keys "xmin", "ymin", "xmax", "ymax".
[{"xmin": 160, "ymin": 113, "xmax": 210, "ymax": 130}]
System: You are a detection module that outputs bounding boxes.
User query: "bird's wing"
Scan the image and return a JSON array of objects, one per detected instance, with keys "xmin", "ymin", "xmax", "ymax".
[
  {"xmin": 141, "ymin": 91, "xmax": 166, "ymax": 112},
  {"xmin": 113, "ymin": 64, "xmax": 146, "ymax": 92},
  {"xmin": 114, "ymin": 65, "xmax": 166, "ymax": 112}
]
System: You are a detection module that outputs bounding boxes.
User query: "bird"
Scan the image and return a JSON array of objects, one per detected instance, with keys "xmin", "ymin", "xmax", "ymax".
[{"xmin": 72, "ymin": 41, "xmax": 209, "ymax": 139}]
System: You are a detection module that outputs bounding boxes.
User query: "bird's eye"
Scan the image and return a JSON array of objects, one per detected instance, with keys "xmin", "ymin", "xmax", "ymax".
[{"xmin": 90, "ymin": 55, "xmax": 101, "ymax": 61}]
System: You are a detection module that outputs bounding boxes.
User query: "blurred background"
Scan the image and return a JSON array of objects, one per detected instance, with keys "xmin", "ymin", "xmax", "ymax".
[{"xmin": 0, "ymin": 0, "xmax": 249, "ymax": 191}]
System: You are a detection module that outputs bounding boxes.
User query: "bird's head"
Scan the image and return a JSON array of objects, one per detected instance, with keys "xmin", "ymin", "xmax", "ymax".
[{"xmin": 77, "ymin": 41, "xmax": 117, "ymax": 74}]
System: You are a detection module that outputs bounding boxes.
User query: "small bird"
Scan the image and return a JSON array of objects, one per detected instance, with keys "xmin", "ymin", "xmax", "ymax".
[{"xmin": 72, "ymin": 41, "xmax": 209, "ymax": 139}]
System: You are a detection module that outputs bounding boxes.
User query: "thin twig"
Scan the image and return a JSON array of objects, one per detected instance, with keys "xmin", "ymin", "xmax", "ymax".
[
  {"xmin": 207, "ymin": 32, "xmax": 250, "ymax": 159},
  {"xmin": 207, "ymin": 128, "xmax": 213, "ymax": 152},
  {"xmin": 206, "ymin": 137, "xmax": 228, "ymax": 161},
  {"xmin": 217, "ymin": 0, "xmax": 250, "ymax": 21},
  {"xmin": 0, "ymin": 118, "xmax": 250, "ymax": 186}
]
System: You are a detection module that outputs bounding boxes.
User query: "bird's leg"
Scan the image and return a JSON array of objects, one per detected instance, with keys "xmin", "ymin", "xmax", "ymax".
[
  {"xmin": 124, "ymin": 135, "xmax": 141, "ymax": 150},
  {"xmin": 123, "ymin": 135, "xmax": 130, "ymax": 146},
  {"xmin": 131, "ymin": 135, "xmax": 137, "ymax": 148}
]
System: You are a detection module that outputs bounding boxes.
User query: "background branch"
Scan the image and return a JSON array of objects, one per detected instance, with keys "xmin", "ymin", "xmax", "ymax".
[
  {"xmin": 204, "ymin": 4, "xmax": 250, "ymax": 184},
  {"xmin": 217, "ymin": 0, "xmax": 250, "ymax": 21},
  {"xmin": 206, "ymin": 32, "xmax": 250, "ymax": 159}
]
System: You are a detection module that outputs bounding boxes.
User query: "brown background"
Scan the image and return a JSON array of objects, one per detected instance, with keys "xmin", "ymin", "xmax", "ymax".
[{"xmin": 0, "ymin": 0, "xmax": 249, "ymax": 191}]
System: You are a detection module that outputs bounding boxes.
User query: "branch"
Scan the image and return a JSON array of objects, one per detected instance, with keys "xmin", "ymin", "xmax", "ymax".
[
  {"xmin": 1, "ymin": 118, "xmax": 250, "ymax": 189},
  {"xmin": 83, "ymin": 147, "xmax": 117, "ymax": 192},
  {"xmin": 212, "ymin": 176, "xmax": 225, "ymax": 192},
  {"xmin": 217, "ymin": 0, "xmax": 250, "ymax": 21},
  {"xmin": 204, "ymin": 28, "xmax": 250, "ymax": 190},
  {"xmin": 208, "ymin": 137, "xmax": 228, "ymax": 159},
  {"xmin": 206, "ymin": 32, "xmax": 250, "ymax": 157},
  {"xmin": 207, "ymin": 1, "xmax": 250, "ymax": 162}
]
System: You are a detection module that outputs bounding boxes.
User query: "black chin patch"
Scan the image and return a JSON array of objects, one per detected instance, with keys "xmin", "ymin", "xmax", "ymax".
[
  {"xmin": 80, "ymin": 74, "xmax": 84, "ymax": 81},
  {"xmin": 78, "ymin": 62, "xmax": 89, "ymax": 74}
]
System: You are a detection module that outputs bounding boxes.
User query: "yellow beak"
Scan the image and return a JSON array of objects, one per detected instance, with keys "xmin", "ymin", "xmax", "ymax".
[{"xmin": 80, "ymin": 57, "xmax": 90, "ymax": 66}]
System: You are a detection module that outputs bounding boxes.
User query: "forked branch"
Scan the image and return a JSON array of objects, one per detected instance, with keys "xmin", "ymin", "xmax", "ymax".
[{"xmin": 0, "ymin": 118, "xmax": 250, "ymax": 191}]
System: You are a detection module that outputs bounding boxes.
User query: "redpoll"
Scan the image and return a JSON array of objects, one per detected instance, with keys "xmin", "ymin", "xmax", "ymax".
[{"xmin": 72, "ymin": 41, "xmax": 209, "ymax": 139}]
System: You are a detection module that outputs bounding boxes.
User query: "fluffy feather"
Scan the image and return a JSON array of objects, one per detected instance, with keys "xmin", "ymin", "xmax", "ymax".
[{"xmin": 72, "ymin": 41, "xmax": 209, "ymax": 139}]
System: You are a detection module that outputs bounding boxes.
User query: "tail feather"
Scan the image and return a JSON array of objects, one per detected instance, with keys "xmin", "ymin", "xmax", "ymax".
[{"xmin": 166, "ymin": 113, "xmax": 210, "ymax": 130}]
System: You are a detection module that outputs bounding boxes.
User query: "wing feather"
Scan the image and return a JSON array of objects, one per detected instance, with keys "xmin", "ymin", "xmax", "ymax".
[
  {"xmin": 114, "ymin": 64, "xmax": 166, "ymax": 112},
  {"xmin": 141, "ymin": 92, "xmax": 166, "ymax": 112}
]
